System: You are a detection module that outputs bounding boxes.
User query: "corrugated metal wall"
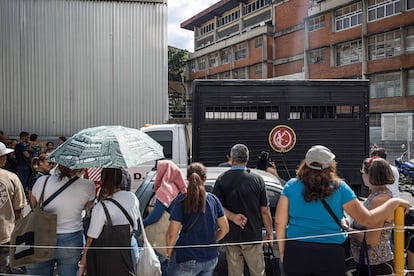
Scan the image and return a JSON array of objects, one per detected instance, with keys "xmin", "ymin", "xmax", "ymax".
[{"xmin": 0, "ymin": 0, "xmax": 168, "ymax": 136}]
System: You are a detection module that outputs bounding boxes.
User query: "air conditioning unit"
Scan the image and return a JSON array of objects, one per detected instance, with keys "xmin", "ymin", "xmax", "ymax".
[{"xmin": 259, "ymin": 21, "xmax": 266, "ymax": 27}]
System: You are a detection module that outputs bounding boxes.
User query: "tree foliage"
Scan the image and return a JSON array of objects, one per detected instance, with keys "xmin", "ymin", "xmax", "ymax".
[{"xmin": 168, "ymin": 46, "xmax": 189, "ymax": 81}]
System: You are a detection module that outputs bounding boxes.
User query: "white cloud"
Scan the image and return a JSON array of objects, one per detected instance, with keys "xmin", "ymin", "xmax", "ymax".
[{"xmin": 168, "ymin": 0, "xmax": 216, "ymax": 52}]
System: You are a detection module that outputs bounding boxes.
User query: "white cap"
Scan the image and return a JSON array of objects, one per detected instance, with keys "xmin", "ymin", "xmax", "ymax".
[
  {"xmin": 305, "ymin": 145, "xmax": 335, "ymax": 170},
  {"xmin": 0, "ymin": 142, "xmax": 14, "ymax": 156}
]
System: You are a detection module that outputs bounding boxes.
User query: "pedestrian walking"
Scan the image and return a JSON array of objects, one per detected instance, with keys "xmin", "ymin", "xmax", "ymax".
[
  {"xmin": 166, "ymin": 162, "xmax": 229, "ymax": 276},
  {"xmin": 213, "ymin": 144, "xmax": 273, "ymax": 276},
  {"xmin": 275, "ymin": 145, "xmax": 409, "ymax": 276}
]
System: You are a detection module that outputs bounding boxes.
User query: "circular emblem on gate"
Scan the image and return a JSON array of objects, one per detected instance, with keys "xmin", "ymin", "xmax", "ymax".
[{"xmin": 268, "ymin": 125, "xmax": 296, "ymax": 153}]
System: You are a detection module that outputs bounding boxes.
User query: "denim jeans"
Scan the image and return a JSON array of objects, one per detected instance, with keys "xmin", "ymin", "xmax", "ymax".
[
  {"xmin": 168, "ymin": 253, "xmax": 218, "ymax": 276},
  {"xmin": 26, "ymin": 230, "xmax": 83, "ymax": 276}
]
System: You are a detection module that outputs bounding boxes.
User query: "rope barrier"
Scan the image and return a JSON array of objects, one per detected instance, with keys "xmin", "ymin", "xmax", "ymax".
[{"xmin": 0, "ymin": 225, "xmax": 398, "ymax": 251}]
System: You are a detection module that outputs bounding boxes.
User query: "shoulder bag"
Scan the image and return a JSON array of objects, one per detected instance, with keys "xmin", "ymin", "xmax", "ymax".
[
  {"xmin": 137, "ymin": 207, "xmax": 162, "ymax": 276},
  {"xmin": 320, "ymin": 198, "xmax": 351, "ymax": 255},
  {"xmin": 86, "ymin": 198, "xmax": 135, "ymax": 276},
  {"xmin": 9, "ymin": 176, "xmax": 79, "ymax": 267}
]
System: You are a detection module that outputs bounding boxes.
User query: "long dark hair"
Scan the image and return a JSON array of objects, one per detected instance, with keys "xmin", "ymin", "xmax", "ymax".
[
  {"xmin": 297, "ymin": 160, "xmax": 340, "ymax": 202},
  {"xmin": 100, "ymin": 168, "xmax": 123, "ymax": 198},
  {"xmin": 183, "ymin": 163, "xmax": 206, "ymax": 213}
]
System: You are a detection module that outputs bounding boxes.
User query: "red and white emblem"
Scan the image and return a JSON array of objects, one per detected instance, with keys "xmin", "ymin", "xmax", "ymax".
[{"xmin": 268, "ymin": 125, "xmax": 296, "ymax": 153}]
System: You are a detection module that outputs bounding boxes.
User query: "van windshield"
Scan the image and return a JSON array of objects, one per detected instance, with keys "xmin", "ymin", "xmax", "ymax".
[{"xmin": 145, "ymin": 130, "xmax": 173, "ymax": 159}]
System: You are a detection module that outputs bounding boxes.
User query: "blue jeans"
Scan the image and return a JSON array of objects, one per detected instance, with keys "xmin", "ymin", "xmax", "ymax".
[
  {"xmin": 26, "ymin": 230, "xmax": 83, "ymax": 276},
  {"xmin": 168, "ymin": 253, "xmax": 218, "ymax": 276}
]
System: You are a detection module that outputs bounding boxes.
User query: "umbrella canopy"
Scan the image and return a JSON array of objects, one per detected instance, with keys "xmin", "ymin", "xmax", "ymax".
[{"xmin": 47, "ymin": 125, "xmax": 164, "ymax": 169}]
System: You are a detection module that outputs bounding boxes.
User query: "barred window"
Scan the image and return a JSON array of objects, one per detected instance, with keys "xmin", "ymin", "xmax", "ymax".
[
  {"xmin": 242, "ymin": 0, "xmax": 272, "ymax": 15},
  {"xmin": 289, "ymin": 105, "xmax": 360, "ymax": 120},
  {"xmin": 370, "ymin": 71, "xmax": 401, "ymax": 98},
  {"xmin": 368, "ymin": 30, "xmax": 401, "ymax": 60},
  {"xmin": 335, "ymin": 3, "xmax": 362, "ymax": 31},
  {"xmin": 218, "ymin": 10, "xmax": 240, "ymax": 27},
  {"xmin": 205, "ymin": 106, "xmax": 279, "ymax": 121}
]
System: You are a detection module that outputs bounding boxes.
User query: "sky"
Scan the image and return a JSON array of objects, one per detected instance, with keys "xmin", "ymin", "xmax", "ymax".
[{"xmin": 168, "ymin": 1, "xmax": 217, "ymax": 52}]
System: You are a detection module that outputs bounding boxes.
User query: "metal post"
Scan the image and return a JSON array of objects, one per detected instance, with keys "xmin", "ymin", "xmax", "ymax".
[{"xmin": 394, "ymin": 206, "xmax": 405, "ymax": 276}]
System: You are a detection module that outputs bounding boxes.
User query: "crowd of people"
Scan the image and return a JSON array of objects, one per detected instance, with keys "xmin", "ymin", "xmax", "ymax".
[{"xmin": 0, "ymin": 128, "xmax": 412, "ymax": 276}]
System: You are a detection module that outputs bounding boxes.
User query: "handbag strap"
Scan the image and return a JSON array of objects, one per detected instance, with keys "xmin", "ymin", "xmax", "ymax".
[
  {"xmin": 101, "ymin": 201, "xmax": 113, "ymax": 225},
  {"xmin": 42, "ymin": 176, "xmax": 80, "ymax": 208},
  {"xmin": 105, "ymin": 198, "xmax": 134, "ymax": 228},
  {"xmin": 357, "ymin": 233, "xmax": 371, "ymax": 276},
  {"xmin": 320, "ymin": 198, "xmax": 345, "ymax": 232},
  {"xmin": 183, "ymin": 212, "xmax": 200, "ymax": 233},
  {"xmin": 37, "ymin": 176, "xmax": 51, "ymax": 208}
]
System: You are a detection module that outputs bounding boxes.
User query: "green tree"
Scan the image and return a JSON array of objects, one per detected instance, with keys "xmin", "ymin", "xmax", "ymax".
[{"xmin": 168, "ymin": 46, "xmax": 189, "ymax": 81}]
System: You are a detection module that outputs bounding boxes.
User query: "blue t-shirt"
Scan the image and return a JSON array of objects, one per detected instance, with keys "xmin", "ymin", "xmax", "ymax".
[
  {"xmin": 282, "ymin": 178, "xmax": 356, "ymax": 244},
  {"xmin": 169, "ymin": 192, "xmax": 225, "ymax": 263}
]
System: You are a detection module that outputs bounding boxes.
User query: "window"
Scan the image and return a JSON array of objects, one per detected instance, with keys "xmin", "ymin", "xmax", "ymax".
[
  {"xmin": 199, "ymin": 22, "xmax": 215, "ymax": 36},
  {"xmin": 209, "ymin": 53, "xmax": 218, "ymax": 68},
  {"xmin": 144, "ymin": 131, "xmax": 173, "ymax": 159},
  {"xmin": 233, "ymin": 68, "xmax": 246, "ymax": 79},
  {"xmin": 335, "ymin": 40, "xmax": 362, "ymax": 66},
  {"xmin": 407, "ymin": 26, "xmax": 414, "ymax": 53},
  {"xmin": 409, "ymin": 0, "xmax": 414, "ymax": 9},
  {"xmin": 242, "ymin": 0, "xmax": 272, "ymax": 15},
  {"xmin": 308, "ymin": 15, "xmax": 325, "ymax": 31},
  {"xmin": 197, "ymin": 57, "xmax": 206, "ymax": 71},
  {"xmin": 255, "ymin": 36, "xmax": 263, "ymax": 48},
  {"xmin": 254, "ymin": 64, "xmax": 262, "ymax": 75},
  {"xmin": 408, "ymin": 69, "xmax": 414, "ymax": 96},
  {"xmin": 368, "ymin": 30, "xmax": 401, "ymax": 60},
  {"xmin": 218, "ymin": 10, "xmax": 240, "ymax": 27},
  {"xmin": 205, "ymin": 105, "xmax": 278, "ymax": 121},
  {"xmin": 220, "ymin": 48, "xmax": 231, "ymax": 65},
  {"xmin": 335, "ymin": 3, "xmax": 362, "ymax": 31},
  {"xmin": 234, "ymin": 43, "xmax": 247, "ymax": 60},
  {"xmin": 308, "ymin": 48, "xmax": 325, "ymax": 63},
  {"xmin": 370, "ymin": 72, "xmax": 401, "ymax": 98},
  {"xmin": 368, "ymin": 0, "xmax": 400, "ymax": 21},
  {"xmin": 289, "ymin": 105, "xmax": 360, "ymax": 119},
  {"xmin": 219, "ymin": 71, "xmax": 230, "ymax": 79},
  {"xmin": 189, "ymin": 60, "xmax": 196, "ymax": 73}
]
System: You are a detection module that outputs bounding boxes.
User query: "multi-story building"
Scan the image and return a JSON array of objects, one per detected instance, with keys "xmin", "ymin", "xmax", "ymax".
[{"xmin": 181, "ymin": 0, "xmax": 414, "ymax": 125}]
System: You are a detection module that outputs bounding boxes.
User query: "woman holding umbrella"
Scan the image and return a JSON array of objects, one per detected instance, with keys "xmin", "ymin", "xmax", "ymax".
[{"xmin": 27, "ymin": 164, "xmax": 96, "ymax": 276}]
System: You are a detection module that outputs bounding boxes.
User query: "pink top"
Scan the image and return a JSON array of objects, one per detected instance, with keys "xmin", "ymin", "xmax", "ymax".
[{"xmin": 154, "ymin": 160, "xmax": 187, "ymax": 207}]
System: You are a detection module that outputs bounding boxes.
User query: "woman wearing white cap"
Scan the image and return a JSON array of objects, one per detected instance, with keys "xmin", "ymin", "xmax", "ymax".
[{"xmin": 275, "ymin": 145, "xmax": 409, "ymax": 275}]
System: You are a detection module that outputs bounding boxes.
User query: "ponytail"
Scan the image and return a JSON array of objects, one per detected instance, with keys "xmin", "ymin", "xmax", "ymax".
[{"xmin": 183, "ymin": 163, "xmax": 207, "ymax": 213}]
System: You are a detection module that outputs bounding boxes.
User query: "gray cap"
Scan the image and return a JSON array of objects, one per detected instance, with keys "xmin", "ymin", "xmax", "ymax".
[
  {"xmin": 305, "ymin": 145, "xmax": 335, "ymax": 170},
  {"xmin": 230, "ymin": 144, "xmax": 249, "ymax": 163}
]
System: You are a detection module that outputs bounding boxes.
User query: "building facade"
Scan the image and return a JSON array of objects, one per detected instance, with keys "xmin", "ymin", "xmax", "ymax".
[{"xmin": 181, "ymin": 0, "xmax": 414, "ymax": 123}]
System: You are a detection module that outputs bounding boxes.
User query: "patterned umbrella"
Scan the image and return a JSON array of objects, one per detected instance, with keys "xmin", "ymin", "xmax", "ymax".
[{"xmin": 47, "ymin": 125, "xmax": 164, "ymax": 168}]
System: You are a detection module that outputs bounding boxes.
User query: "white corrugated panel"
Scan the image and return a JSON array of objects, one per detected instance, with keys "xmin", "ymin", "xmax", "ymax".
[{"xmin": 0, "ymin": 0, "xmax": 168, "ymax": 136}]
